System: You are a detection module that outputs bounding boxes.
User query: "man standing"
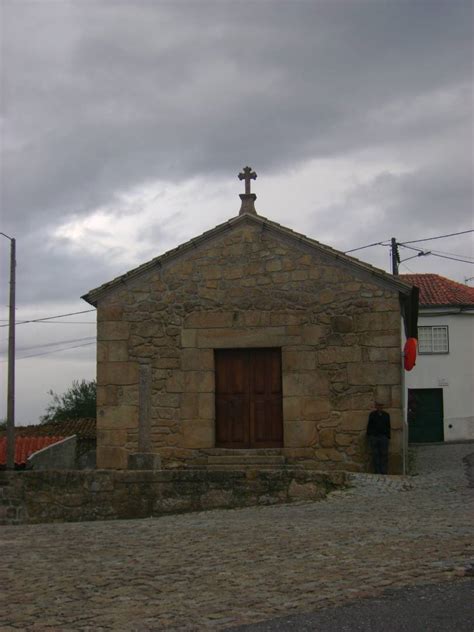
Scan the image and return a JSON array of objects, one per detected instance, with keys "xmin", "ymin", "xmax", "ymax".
[{"xmin": 367, "ymin": 401, "xmax": 391, "ymax": 474}]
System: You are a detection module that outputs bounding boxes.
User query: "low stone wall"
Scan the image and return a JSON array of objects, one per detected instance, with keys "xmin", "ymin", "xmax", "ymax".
[
  {"xmin": 27, "ymin": 436, "xmax": 77, "ymax": 470},
  {"xmin": 0, "ymin": 468, "xmax": 345, "ymax": 526}
]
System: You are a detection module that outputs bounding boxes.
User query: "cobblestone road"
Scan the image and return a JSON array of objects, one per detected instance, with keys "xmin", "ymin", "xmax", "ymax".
[{"xmin": 1, "ymin": 444, "xmax": 473, "ymax": 631}]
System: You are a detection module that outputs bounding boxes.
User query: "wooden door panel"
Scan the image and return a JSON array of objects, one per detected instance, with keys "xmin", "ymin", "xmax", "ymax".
[
  {"xmin": 251, "ymin": 351, "xmax": 266, "ymax": 394},
  {"xmin": 251, "ymin": 398, "xmax": 283, "ymax": 447},
  {"xmin": 215, "ymin": 348, "xmax": 283, "ymax": 448},
  {"xmin": 215, "ymin": 349, "xmax": 249, "ymax": 447},
  {"xmin": 252, "ymin": 399, "xmax": 267, "ymax": 444},
  {"xmin": 229, "ymin": 397, "xmax": 247, "ymax": 444},
  {"xmin": 215, "ymin": 397, "xmax": 247, "ymax": 445},
  {"xmin": 249, "ymin": 349, "xmax": 283, "ymax": 448},
  {"xmin": 215, "ymin": 349, "xmax": 246, "ymax": 394}
]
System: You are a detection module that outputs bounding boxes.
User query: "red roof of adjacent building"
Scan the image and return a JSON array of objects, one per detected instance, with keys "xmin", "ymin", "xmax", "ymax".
[
  {"xmin": 401, "ymin": 274, "xmax": 474, "ymax": 307},
  {"xmin": 1, "ymin": 418, "xmax": 96, "ymax": 440},
  {"xmin": 0, "ymin": 436, "xmax": 66, "ymax": 466}
]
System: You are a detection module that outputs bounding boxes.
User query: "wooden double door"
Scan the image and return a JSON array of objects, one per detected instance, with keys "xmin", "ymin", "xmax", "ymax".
[{"xmin": 215, "ymin": 348, "xmax": 283, "ymax": 448}]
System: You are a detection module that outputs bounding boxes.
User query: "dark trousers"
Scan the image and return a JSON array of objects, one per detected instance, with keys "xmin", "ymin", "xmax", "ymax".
[{"xmin": 369, "ymin": 435, "xmax": 389, "ymax": 474}]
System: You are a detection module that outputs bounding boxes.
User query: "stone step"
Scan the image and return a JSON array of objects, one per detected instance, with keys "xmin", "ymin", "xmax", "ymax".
[
  {"xmin": 203, "ymin": 448, "xmax": 283, "ymax": 457},
  {"xmin": 207, "ymin": 455, "xmax": 286, "ymax": 465},
  {"xmin": 206, "ymin": 463, "xmax": 291, "ymax": 471}
]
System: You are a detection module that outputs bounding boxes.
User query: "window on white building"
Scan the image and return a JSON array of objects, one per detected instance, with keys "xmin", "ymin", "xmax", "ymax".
[{"xmin": 418, "ymin": 326, "xmax": 449, "ymax": 354}]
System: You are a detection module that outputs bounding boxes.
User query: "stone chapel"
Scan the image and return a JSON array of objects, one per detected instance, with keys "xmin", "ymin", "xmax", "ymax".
[{"xmin": 82, "ymin": 167, "xmax": 415, "ymax": 473}]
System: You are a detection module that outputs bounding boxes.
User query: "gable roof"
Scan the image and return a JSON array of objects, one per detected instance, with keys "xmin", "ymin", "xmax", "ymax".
[
  {"xmin": 0, "ymin": 436, "xmax": 66, "ymax": 467},
  {"xmin": 401, "ymin": 274, "xmax": 474, "ymax": 307},
  {"xmin": 82, "ymin": 213, "xmax": 412, "ymax": 306}
]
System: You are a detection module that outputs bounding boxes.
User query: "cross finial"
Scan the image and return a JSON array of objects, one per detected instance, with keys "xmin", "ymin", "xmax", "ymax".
[
  {"xmin": 238, "ymin": 166, "xmax": 257, "ymax": 195},
  {"xmin": 237, "ymin": 166, "xmax": 258, "ymax": 215}
]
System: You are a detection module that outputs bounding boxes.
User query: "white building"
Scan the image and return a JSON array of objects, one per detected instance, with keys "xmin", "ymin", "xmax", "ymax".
[{"xmin": 402, "ymin": 274, "xmax": 474, "ymax": 443}]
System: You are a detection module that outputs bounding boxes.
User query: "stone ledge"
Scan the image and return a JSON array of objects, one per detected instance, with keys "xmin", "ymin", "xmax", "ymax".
[{"xmin": 0, "ymin": 469, "xmax": 346, "ymax": 526}]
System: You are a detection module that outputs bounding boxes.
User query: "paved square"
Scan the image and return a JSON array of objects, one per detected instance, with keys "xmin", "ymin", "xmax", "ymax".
[{"xmin": 1, "ymin": 444, "xmax": 472, "ymax": 630}]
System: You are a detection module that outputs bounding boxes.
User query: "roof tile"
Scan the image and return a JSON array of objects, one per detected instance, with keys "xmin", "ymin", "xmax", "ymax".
[
  {"xmin": 0, "ymin": 436, "xmax": 66, "ymax": 466},
  {"xmin": 1, "ymin": 418, "xmax": 96, "ymax": 440},
  {"xmin": 401, "ymin": 274, "xmax": 474, "ymax": 306}
]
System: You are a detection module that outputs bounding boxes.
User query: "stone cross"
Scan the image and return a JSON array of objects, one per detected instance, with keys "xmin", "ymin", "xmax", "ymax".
[{"xmin": 238, "ymin": 166, "xmax": 257, "ymax": 194}]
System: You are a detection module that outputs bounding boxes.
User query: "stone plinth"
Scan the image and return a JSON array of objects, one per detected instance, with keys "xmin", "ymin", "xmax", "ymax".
[{"xmin": 128, "ymin": 453, "xmax": 162, "ymax": 470}]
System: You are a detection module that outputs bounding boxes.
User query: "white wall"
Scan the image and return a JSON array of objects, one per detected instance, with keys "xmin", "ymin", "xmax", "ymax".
[{"xmin": 405, "ymin": 310, "xmax": 474, "ymax": 441}]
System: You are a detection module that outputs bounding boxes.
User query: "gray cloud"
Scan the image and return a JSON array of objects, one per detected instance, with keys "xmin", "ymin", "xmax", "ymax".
[{"xmin": 2, "ymin": 1, "xmax": 472, "ymax": 235}]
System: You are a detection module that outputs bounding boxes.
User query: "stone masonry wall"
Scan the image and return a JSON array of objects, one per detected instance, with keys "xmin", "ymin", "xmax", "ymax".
[
  {"xmin": 96, "ymin": 221, "xmax": 403, "ymax": 472},
  {"xmin": 0, "ymin": 469, "xmax": 345, "ymax": 526}
]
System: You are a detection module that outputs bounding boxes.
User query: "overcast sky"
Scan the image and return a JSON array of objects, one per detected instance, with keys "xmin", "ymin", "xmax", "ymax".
[{"xmin": 1, "ymin": 0, "xmax": 473, "ymax": 425}]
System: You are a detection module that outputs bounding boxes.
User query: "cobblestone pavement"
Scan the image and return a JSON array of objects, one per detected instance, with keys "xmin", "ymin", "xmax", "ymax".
[{"xmin": 1, "ymin": 443, "xmax": 473, "ymax": 631}]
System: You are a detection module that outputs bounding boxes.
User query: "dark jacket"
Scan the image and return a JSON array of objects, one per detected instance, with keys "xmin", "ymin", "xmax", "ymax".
[{"xmin": 367, "ymin": 410, "xmax": 391, "ymax": 439}]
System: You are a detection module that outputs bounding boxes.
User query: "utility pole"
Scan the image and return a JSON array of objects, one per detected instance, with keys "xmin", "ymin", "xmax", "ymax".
[
  {"xmin": 1, "ymin": 233, "xmax": 16, "ymax": 470},
  {"xmin": 391, "ymin": 237, "xmax": 400, "ymax": 275}
]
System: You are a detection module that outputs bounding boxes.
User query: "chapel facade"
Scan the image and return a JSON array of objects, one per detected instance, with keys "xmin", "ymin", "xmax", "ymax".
[{"xmin": 83, "ymin": 168, "xmax": 413, "ymax": 473}]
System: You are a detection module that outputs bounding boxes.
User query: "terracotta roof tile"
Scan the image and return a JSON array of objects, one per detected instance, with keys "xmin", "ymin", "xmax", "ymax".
[
  {"xmin": 0, "ymin": 436, "xmax": 66, "ymax": 466},
  {"xmin": 401, "ymin": 274, "xmax": 474, "ymax": 306},
  {"xmin": 1, "ymin": 418, "xmax": 96, "ymax": 440}
]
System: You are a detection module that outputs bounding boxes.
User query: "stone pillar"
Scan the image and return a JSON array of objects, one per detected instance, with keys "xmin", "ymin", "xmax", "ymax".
[{"xmin": 128, "ymin": 364, "xmax": 161, "ymax": 470}]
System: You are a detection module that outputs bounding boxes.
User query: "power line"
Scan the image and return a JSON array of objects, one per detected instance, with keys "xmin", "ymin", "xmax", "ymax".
[
  {"xmin": 344, "ymin": 240, "xmax": 389, "ymax": 254},
  {"xmin": 17, "ymin": 341, "xmax": 96, "ymax": 361},
  {"xmin": 22, "ymin": 320, "xmax": 95, "ymax": 325},
  {"xmin": 399, "ymin": 262, "xmax": 416, "ymax": 273},
  {"xmin": 398, "ymin": 242, "xmax": 474, "ymax": 264},
  {"xmin": 429, "ymin": 253, "xmax": 474, "ymax": 265},
  {"xmin": 430, "ymin": 249, "xmax": 474, "ymax": 260},
  {"xmin": 399, "ymin": 244, "xmax": 428, "ymax": 253},
  {"xmin": 344, "ymin": 229, "xmax": 473, "ymax": 256},
  {"xmin": 403, "ymin": 245, "xmax": 474, "ymax": 261},
  {"xmin": 0, "ymin": 308, "xmax": 96, "ymax": 328},
  {"xmin": 0, "ymin": 341, "xmax": 95, "ymax": 362},
  {"xmin": 1, "ymin": 336, "xmax": 96, "ymax": 354},
  {"xmin": 0, "ymin": 320, "xmax": 95, "ymax": 324},
  {"xmin": 400, "ymin": 229, "xmax": 473, "ymax": 245}
]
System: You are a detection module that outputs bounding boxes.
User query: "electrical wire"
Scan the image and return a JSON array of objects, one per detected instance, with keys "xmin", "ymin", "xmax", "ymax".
[
  {"xmin": 344, "ymin": 229, "xmax": 473, "ymax": 255},
  {"xmin": 344, "ymin": 240, "xmax": 389, "ymax": 254},
  {"xmin": 23, "ymin": 321, "xmax": 96, "ymax": 325},
  {"xmin": 428, "ymin": 253, "xmax": 474, "ymax": 264},
  {"xmin": 400, "ymin": 229, "xmax": 473, "ymax": 244},
  {"xmin": 399, "ymin": 244, "xmax": 424, "ymax": 252},
  {"xmin": 398, "ymin": 243, "xmax": 474, "ymax": 264},
  {"xmin": 0, "ymin": 320, "xmax": 95, "ymax": 324},
  {"xmin": 430, "ymin": 249, "xmax": 474, "ymax": 260},
  {"xmin": 2, "ymin": 336, "xmax": 96, "ymax": 354},
  {"xmin": 399, "ymin": 262, "xmax": 416, "ymax": 273},
  {"xmin": 0, "ymin": 341, "xmax": 95, "ymax": 362},
  {"xmin": 0, "ymin": 309, "xmax": 96, "ymax": 328}
]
